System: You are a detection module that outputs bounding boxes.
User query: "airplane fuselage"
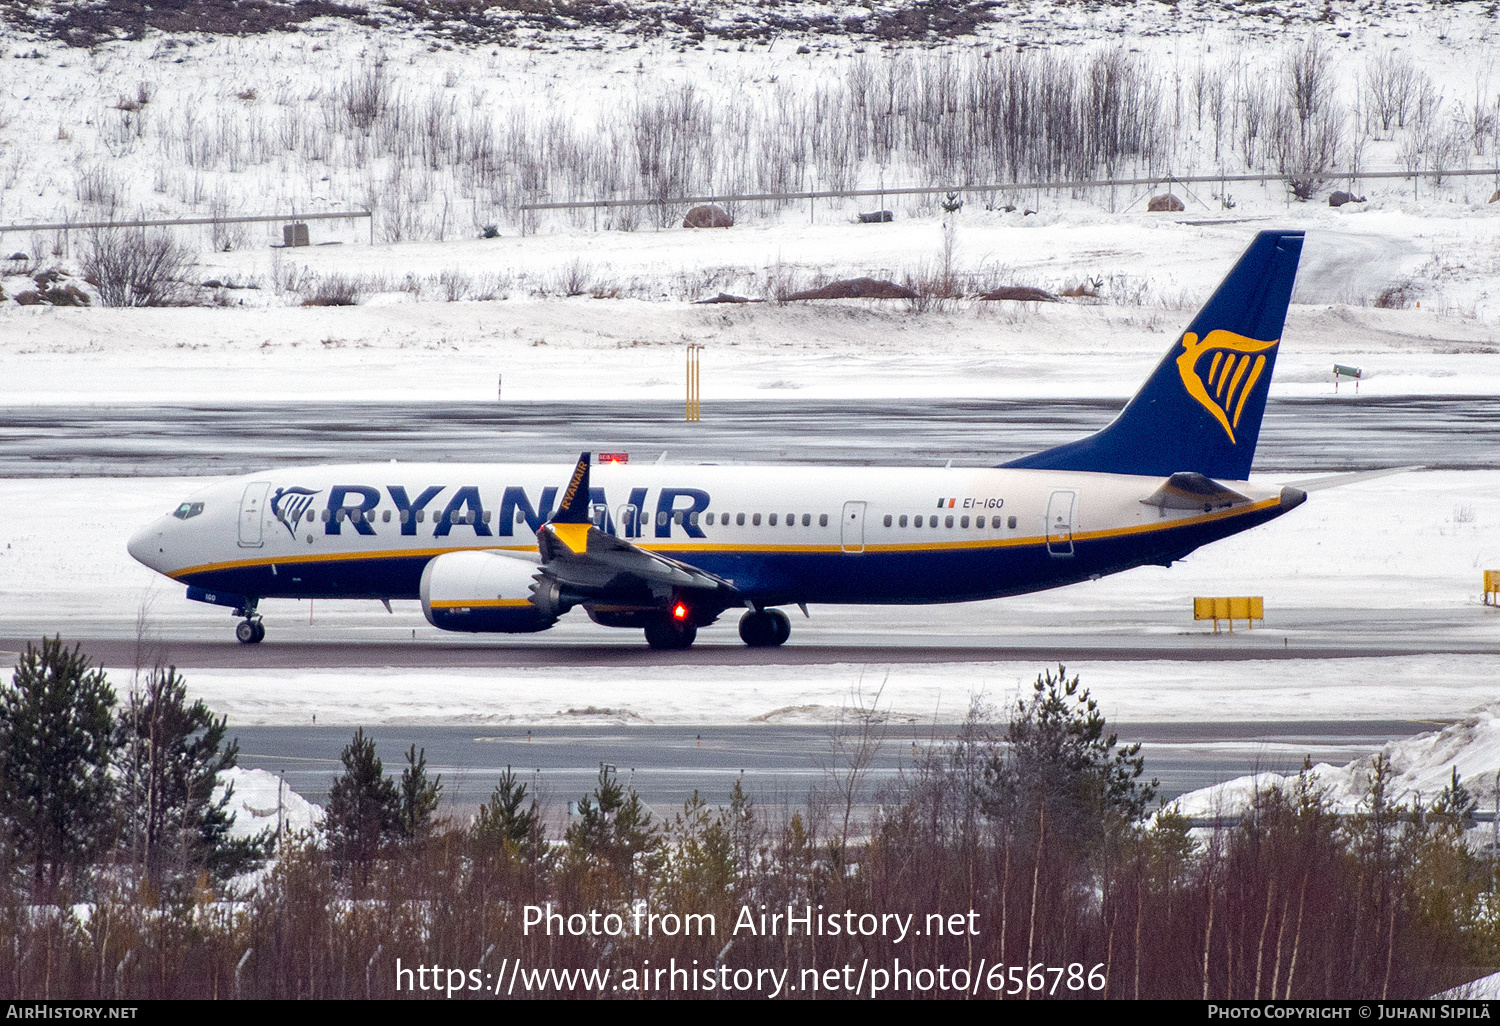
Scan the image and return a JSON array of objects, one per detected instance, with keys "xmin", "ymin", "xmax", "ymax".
[{"xmin": 129, "ymin": 461, "xmax": 1299, "ymax": 609}]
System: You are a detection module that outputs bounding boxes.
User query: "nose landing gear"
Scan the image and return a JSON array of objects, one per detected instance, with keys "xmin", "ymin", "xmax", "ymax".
[
  {"xmin": 233, "ymin": 600, "xmax": 264, "ymax": 645},
  {"xmin": 739, "ymin": 608, "xmax": 791, "ymax": 647}
]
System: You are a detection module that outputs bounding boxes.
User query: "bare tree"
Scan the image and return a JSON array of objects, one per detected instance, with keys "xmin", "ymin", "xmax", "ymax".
[
  {"xmin": 820, "ymin": 677, "xmax": 888, "ymax": 851},
  {"xmin": 1366, "ymin": 52, "xmax": 1419, "ymax": 133},
  {"xmin": 1427, "ymin": 123, "xmax": 1468, "ymax": 185},
  {"xmin": 82, "ymin": 228, "xmax": 195, "ymax": 307},
  {"xmin": 1206, "ymin": 70, "xmax": 1228, "ymax": 163},
  {"xmin": 1286, "ymin": 38, "xmax": 1334, "ymax": 130},
  {"xmin": 1240, "ymin": 79, "xmax": 1268, "ymax": 169},
  {"xmin": 1466, "ymin": 73, "xmax": 1496, "ymax": 156},
  {"xmin": 342, "ymin": 63, "xmax": 388, "ymax": 134}
]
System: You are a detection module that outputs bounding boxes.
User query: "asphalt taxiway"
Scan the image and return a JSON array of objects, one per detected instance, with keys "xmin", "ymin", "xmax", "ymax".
[
  {"xmin": 2, "ymin": 396, "xmax": 1496, "ymax": 477},
  {"xmin": 230, "ymin": 720, "xmax": 1439, "ymax": 811}
]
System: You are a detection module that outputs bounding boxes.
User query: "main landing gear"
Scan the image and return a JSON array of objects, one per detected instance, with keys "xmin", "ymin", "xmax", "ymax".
[
  {"xmin": 234, "ymin": 600, "xmax": 265, "ymax": 645},
  {"xmin": 644, "ymin": 616, "xmax": 697, "ymax": 650},
  {"xmin": 739, "ymin": 608, "xmax": 791, "ymax": 647}
]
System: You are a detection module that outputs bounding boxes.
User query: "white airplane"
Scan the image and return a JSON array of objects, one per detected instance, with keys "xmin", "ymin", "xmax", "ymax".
[{"xmin": 129, "ymin": 230, "xmax": 1307, "ymax": 650}]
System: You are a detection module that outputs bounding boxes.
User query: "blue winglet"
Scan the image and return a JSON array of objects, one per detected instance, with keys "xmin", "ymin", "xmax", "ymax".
[{"xmin": 1003, "ymin": 229, "xmax": 1304, "ymax": 481}]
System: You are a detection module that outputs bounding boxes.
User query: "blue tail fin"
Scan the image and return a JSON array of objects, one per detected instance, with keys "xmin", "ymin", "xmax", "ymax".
[{"xmin": 1004, "ymin": 229, "xmax": 1304, "ymax": 481}]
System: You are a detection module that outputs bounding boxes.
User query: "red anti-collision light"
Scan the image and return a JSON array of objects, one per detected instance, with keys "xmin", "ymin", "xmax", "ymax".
[{"xmin": 673, "ymin": 603, "xmax": 688, "ymax": 620}]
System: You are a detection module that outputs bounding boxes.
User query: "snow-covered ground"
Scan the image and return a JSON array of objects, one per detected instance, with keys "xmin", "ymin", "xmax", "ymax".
[
  {"xmin": 1, "ymin": 0, "xmax": 1497, "ymax": 242},
  {"xmin": 115, "ymin": 653, "xmax": 1495, "ymax": 728},
  {"xmin": 2, "ymin": 215, "xmax": 1498, "ymax": 405}
]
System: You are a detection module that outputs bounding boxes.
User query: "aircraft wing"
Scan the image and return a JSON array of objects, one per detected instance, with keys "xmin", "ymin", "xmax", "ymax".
[
  {"xmin": 534, "ymin": 453, "xmax": 741, "ymax": 608},
  {"xmin": 538, "ymin": 520, "xmax": 739, "ymax": 599}
]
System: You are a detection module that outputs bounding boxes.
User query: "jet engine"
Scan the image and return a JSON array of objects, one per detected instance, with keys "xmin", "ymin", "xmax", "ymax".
[{"xmin": 419, "ymin": 550, "xmax": 558, "ymax": 633}]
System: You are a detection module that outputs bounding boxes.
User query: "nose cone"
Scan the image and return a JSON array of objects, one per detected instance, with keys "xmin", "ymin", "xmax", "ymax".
[{"xmin": 128, "ymin": 521, "xmax": 164, "ymax": 571}]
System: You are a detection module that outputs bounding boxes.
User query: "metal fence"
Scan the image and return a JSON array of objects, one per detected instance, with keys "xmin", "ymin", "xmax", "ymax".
[{"xmin": 0, "ymin": 210, "xmax": 373, "ymax": 241}]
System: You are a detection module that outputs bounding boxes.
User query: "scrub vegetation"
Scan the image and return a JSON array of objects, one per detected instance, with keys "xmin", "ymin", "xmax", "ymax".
[
  {"xmin": 0, "ymin": 648, "xmax": 1493, "ymax": 999},
  {"xmin": 1, "ymin": 4, "xmax": 1496, "ymax": 277},
  {"xmin": 50, "ymin": 42, "xmax": 1497, "ymax": 247}
]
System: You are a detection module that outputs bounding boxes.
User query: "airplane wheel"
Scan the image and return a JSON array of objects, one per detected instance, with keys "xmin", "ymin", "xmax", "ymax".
[
  {"xmin": 740, "ymin": 609, "xmax": 791, "ymax": 647},
  {"xmin": 235, "ymin": 620, "xmax": 262, "ymax": 645},
  {"xmin": 767, "ymin": 608, "xmax": 791, "ymax": 645},
  {"xmin": 251, "ymin": 620, "xmax": 266, "ymax": 644},
  {"xmin": 644, "ymin": 618, "xmax": 696, "ymax": 650}
]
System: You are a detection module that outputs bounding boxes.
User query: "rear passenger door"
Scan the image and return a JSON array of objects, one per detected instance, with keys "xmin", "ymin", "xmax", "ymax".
[{"xmin": 1046, "ymin": 490, "xmax": 1075, "ymax": 557}]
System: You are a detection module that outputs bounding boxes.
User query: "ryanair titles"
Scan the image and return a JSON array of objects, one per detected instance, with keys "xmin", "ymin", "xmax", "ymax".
[{"xmin": 271, "ymin": 484, "xmax": 710, "ymax": 540}]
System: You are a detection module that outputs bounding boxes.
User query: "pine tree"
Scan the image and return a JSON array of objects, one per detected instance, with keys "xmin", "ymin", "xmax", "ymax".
[
  {"xmin": 565, "ymin": 765, "xmax": 661, "ymax": 892},
  {"xmin": 397, "ymin": 743, "xmax": 442, "ymax": 841},
  {"xmin": 0, "ymin": 638, "xmax": 117, "ymax": 895},
  {"xmin": 982, "ymin": 664, "xmax": 1158, "ymax": 849},
  {"xmin": 325, "ymin": 728, "xmax": 399, "ymax": 873},
  {"xmin": 474, "ymin": 765, "xmax": 537, "ymax": 853},
  {"xmin": 114, "ymin": 665, "xmax": 272, "ymax": 885}
]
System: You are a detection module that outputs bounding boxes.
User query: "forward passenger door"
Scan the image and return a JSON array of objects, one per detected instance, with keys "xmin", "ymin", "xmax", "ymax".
[{"xmin": 238, "ymin": 481, "xmax": 270, "ymax": 548}]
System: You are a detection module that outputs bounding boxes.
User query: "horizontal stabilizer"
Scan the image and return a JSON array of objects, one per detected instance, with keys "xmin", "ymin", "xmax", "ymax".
[
  {"xmin": 1141, "ymin": 472, "xmax": 1251, "ymax": 512},
  {"xmin": 1281, "ymin": 466, "xmax": 1422, "ymax": 492}
]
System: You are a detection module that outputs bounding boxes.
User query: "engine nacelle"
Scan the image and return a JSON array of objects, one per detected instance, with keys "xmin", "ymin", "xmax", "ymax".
[{"xmin": 419, "ymin": 550, "xmax": 557, "ymax": 633}]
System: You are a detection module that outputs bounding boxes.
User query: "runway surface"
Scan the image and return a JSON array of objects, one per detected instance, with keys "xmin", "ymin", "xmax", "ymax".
[
  {"xmin": 232, "ymin": 721, "xmax": 1438, "ymax": 812},
  {"xmin": 8, "ymin": 637, "xmax": 1497, "ymax": 670},
  {"xmin": 2, "ymin": 396, "xmax": 1495, "ymax": 476}
]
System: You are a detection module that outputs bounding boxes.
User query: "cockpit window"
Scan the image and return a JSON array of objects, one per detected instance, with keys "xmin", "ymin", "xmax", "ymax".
[{"xmin": 172, "ymin": 502, "xmax": 205, "ymax": 520}]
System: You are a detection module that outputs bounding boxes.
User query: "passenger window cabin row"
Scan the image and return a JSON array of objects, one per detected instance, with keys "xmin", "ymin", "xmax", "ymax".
[
  {"xmin": 647, "ymin": 511, "xmax": 1022, "ymax": 531},
  {"xmin": 304, "ymin": 507, "xmax": 1021, "ymax": 531},
  {"xmin": 699, "ymin": 512, "xmax": 827, "ymax": 527},
  {"xmin": 883, "ymin": 513, "xmax": 1019, "ymax": 530}
]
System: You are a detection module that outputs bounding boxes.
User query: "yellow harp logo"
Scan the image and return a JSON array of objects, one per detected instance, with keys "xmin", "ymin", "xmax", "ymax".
[{"xmin": 1176, "ymin": 330, "xmax": 1279, "ymax": 444}]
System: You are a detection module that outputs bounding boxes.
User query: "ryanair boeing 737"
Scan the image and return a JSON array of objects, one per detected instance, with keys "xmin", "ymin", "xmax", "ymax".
[{"xmin": 128, "ymin": 230, "xmax": 1307, "ymax": 650}]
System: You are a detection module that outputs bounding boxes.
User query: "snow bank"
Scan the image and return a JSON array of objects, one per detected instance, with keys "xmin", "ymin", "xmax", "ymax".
[
  {"xmin": 1437, "ymin": 970, "xmax": 1500, "ymax": 999},
  {"xmin": 214, "ymin": 766, "xmax": 324, "ymax": 840},
  {"xmin": 1172, "ymin": 705, "xmax": 1500, "ymax": 818}
]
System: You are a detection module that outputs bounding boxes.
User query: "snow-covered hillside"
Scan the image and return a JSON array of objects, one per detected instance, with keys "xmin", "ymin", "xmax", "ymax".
[{"xmin": 1, "ymin": 0, "xmax": 1497, "ymax": 315}]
